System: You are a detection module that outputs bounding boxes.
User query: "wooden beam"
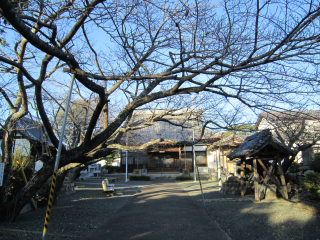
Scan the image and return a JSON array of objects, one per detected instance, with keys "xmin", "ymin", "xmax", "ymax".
[
  {"xmin": 257, "ymin": 159, "xmax": 286, "ymax": 199},
  {"xmin": 246, "ymin": 164, "xmax": 252, "ymax": 171},
  {"xmin": 277, "ymin": 155, "xmax": 288, "ymax": 200},
  {"xmin": 240, "ymin": 157, "xmax": 245, "ymax": 197},
  {"xmin": 244, "ymin": 173, "xmax": 253, "ymax": 195},
  {"xmin": 257, "ymin": 152, "xmax": 282, "ymax": 156},
  {"xmin": 258, "ymin": 160, "xmax": 276, "ymax": 200},
  {"xmin": 253, "ymin": 157, "xmax": 278, "ymax": 161},
  {"xmin": 253, "ymin": 159, "xmax": 259, "ymax": 202}
]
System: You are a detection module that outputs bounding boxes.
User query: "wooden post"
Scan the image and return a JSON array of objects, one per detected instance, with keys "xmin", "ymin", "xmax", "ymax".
[
  {"xmin": 240, "ymin": 157, "xmax": 245, "ymax": 197},
  {"xmin": 277, "ymin": 155, "xmax": 288, "ymax": 200},
  {"xmin": 257, "ymin": 159, "xmax": 286, "ymax": 199},
  {"xmin": 258, "ymin": 160, "xmax": 276, "ymax": 200},
  {"xmin": 253, "ymin": 158, "xmax": 259, "ymax": 201},
  {"xmin": 244, "ymin": 173, "xmax": 253, "ymax": 195}
]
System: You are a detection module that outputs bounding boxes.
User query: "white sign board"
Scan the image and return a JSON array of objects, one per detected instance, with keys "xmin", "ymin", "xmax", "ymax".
[
  {"xmin": 0, "ymin": 163, "xmax": 4, "ymax": 187},
  {"xmin": 35, "ymin": 160, "xmax": 44, "ymax": 172}
]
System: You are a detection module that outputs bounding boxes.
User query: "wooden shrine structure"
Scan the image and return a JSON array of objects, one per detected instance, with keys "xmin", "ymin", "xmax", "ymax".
[{"xmin": 227, "ymin": 129, "xmax": 296, "ymax": 201}]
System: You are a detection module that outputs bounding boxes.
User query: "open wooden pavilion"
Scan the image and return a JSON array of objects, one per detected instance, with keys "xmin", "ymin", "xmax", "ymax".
[{"xmin": 227, "ymin": 129, "xmax": 296, "ymax": 201}]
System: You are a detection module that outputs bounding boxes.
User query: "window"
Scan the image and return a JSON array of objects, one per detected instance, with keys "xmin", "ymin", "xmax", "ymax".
[{"xmin": 182, "ymin": 151, "xmax": 206, "ymax": 164}]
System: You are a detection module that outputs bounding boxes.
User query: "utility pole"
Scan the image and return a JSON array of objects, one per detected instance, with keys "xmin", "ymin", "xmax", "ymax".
[{"xmin": 191, "ymin": 94, "xmax": 202, "ymax": 182}]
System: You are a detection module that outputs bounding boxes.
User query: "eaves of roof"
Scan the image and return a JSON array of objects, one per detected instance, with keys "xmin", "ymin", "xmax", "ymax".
[{"xmin": 227, "ymin": 129, "xmax": 296, "ymax": 160}]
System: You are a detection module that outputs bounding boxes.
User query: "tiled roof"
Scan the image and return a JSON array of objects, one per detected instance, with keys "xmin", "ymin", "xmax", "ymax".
[
  {"xmin": 227, "ymin": 129, "xmax": 296, "ymax": 160},
  {"xmin": 209, "ymin": 134, "xmax": 248, "ymax": 149},
  {"xmin": 15, "ymin": 117, "xmax": 53, "ymax": 145},
  {"xmin": 122, "ymin": 109, "xmax": 220, "ymax": 146}
]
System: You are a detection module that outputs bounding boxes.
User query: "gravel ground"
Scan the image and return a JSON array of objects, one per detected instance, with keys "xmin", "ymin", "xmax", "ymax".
[
  {"xmin": 178, "ymin": 181, "xmax": 320, "ymax": 240},
  {"xmin": 1, "ymin": 179, "xmax": 320, "ymax": 240},
  {"xmin": 0, "ymin": 179, "xmax": 148, "ymax": 240}
]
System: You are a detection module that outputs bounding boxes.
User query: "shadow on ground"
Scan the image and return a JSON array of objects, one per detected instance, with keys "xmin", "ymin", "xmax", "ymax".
[{"xmin": 178, "ymin": 181, "xmax": 320, "ymax": 240}]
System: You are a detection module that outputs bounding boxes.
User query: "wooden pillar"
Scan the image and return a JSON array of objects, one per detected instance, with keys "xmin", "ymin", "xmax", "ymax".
[
  {"xmin": 240, "ymin": 157, "xmax": 245, "ymax": 197},
  {"xmin": 277, "ymin": 155, "xmax": 288, "ymax": 200},
  {"xmin": 253, "ymin": 158, "xmax": 259, "ymax": 202}
]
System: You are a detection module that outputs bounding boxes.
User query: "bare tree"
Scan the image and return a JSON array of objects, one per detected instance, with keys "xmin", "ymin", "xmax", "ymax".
[
  {"xmin": 1, "ymin": 0, "xmax": 320, "ymax": 221},
  {"xmin": 256, "ymin": 110, "xmax": 320, "ymax": 172}
]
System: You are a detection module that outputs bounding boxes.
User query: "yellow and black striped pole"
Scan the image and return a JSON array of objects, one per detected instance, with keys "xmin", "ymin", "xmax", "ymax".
[
  {"xmin": 42, "ymin": 74, "xmax": 75, "ymax": 239},
  {"xmin": 42, "ymin": 170, "xmax": 57, "ymax": 237},
  {"xmin": 196, "ymin": 161, "xmax": 206, "ymax": 208}
]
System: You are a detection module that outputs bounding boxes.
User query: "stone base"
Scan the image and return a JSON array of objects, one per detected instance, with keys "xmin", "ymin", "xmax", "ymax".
[
  {"xmin": 20, "ymin": 202, "xmax": 37, "ymax": 214},
  {"xmin": 265, "ymin": 184, "xmax": 277, "ymax": 200},
  {"xmin": 60, "ymin": 177, "xmax": 75, "ymax": 194},
  {"xmin": 133, "ymin": 169, "xmax": 142, "ymax": 175},
  {"xmin": 182, "ymin": 168, "xmax": 190, "ymax": 176},
  {"xmin": 220, "ymin": 180, "xmax": 241, "ymax": 195}
]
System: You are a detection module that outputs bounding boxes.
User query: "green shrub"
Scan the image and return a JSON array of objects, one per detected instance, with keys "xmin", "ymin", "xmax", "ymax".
[
  {"xmin": 176, "ymin": 175, "xmax": 193, "ymax": 181},
  {"xmin": 8, "ymin": 151, "xmax": 33, "ymax": 201},
  {"xmin": 311, "ymin": 155, "xmax": 320, "ymax": 173},
  {"xmin": 129, "ymin": 175, "xmax": 150, "ymax": 181},
  {"xmin": 288, "ymin": 161, "xmax": 302, "ymax": 173},
  {"xmin": 303, "ymin": 172, "xmax": 320, "ymax": 201}
]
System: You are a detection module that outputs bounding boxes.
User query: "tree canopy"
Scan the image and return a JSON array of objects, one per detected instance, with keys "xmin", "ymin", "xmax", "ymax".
[{"xmin": 1, "ymin": 0, "xmax": 320, "ymax": 220}]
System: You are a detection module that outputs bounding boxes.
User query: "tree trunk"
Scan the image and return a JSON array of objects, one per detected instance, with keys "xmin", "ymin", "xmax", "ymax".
[
  {"xmin": 67, "ymin": 166, "xmax": 84, "ymax": 182},
  {"xmin": 0, "ymin": 130, "xmax": 14, "ymax": 205},
  {"xmin": 281, "ymin": 155, "xmax": 295, "ymax": 175},
  {"xmin": 0, "ymin": 158, "xmax": 55, "ymax": 222},
  {"xmin": 52, "ymin": 167, "xmax": 69, "ymax": 204},
  {"xmin": 0, "ymin": 146, "xmax": 111, "ymax": 222}
]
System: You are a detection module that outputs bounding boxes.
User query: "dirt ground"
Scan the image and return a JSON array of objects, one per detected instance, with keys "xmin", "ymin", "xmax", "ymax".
[
  {"xmin": 0, "ymin": 179, "xmax": 319, "ymax": 240},
  {"xmin": 178, "ymin": 181, "xmax": 320, "ymax": 240}
]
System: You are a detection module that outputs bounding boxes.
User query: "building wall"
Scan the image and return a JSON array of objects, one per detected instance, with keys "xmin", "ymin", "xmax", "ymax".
[
  {"xmin": 184, "ymin": 145, "xmax": 207, "ymax": 151},
  {"xmin": 207, "ymin": 150, "xmax": 215, "ymax": 169},
  {"xmin": 13, "ymin": 137, "xmax": 30, "ymax": 157},
  {"xmin": 120, "ymin": 144, "xmax": 213, "ymax": 172}
]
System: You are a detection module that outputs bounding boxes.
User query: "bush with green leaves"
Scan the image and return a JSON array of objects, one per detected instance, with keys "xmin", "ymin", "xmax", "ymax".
[
  {"xmin": 176, "ymin": 175, "xmax": 193, "ymax": 181},
  {"xmin": 288, "ymin": 161, "xmax": 302, "ymax": 173},
  {"xmin": 129, "ymin": 175, "xmax": 150, "ymax": 181},
  {"xmin": 303, "ymin": 172, "xmax": 320, "ymax": 201},
  {"xmin": 8, "ymin": 151, "xmax": 33, "ymax": 201},
  {"xmin": 311, "ymin": 155, "xmax": 320, "ymax": 173}
]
